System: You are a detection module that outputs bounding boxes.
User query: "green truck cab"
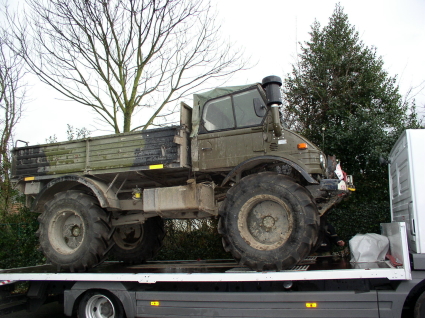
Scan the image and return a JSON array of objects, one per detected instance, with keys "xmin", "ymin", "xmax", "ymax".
[{"xmin": 12, "ymin": 76, "xmax": 353, "ymax": 272}]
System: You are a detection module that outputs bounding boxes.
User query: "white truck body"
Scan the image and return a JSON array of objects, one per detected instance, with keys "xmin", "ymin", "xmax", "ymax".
[{"xmin": 389, "ymin": 129, "xmax": 425, "ymax": 253}]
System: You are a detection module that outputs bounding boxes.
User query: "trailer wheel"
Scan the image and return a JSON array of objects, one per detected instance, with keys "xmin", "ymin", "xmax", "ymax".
[
  {"xmin": 219, "ymin": 172, "xmax": 319, "ymax": 271},
  {"xmin": 78, "ymin": 290, "xmax": 125, "ymax": 318},
  {"xmin": 414, "ymin": 290, "xmax": 425, "ymax": 318},
  {"xmin": 111, "ymin": 216, "xmax": 165, "ymax": 264},
  {"xmin": 37, "ymin": 190, "xmax": 111, "ymax": 272}
]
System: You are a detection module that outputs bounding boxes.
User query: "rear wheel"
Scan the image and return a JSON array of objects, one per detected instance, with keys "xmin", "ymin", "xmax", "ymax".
[
  {"xmin": 78, "ymin": 290, "xmax": 125, "ymax": 318},
  {"xmin": 37, "ymin": 190, "xmax": 111, "ymax": 272},
  {"xmin": 111, "ymin": 216, "xmax": 165, "ymax": 264},
  {"xmin": 414, "ymin": 290, "xmax": 425, "ymax": 318},
  {"xmin": 219, "ymin": 172, "xmax": 319, "ymax": 271}
]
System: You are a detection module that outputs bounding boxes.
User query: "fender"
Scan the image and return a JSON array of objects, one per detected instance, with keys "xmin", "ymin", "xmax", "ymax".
[
  {"xmin": 221, "ymin": 155, "xmax": 318, "ymax": 187},
  {"xmin": 32, "ymin": 175, "xmax": 120, "ymax": 212},
  {"xmin": 64, "ymin": 281, "xmax": 136, "ymax": 318}
]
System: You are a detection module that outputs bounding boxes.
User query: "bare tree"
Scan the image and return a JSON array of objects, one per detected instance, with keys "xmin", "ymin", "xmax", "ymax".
[
  {"xmin": 0, "ymin": 15, "xmax": 27, "ymax": 215},
  {"xmin": 11, "ymin": 0, "xmax": 247, "ymax": 133},
  {"xmin": 403, "ymin": 81, "xmax": 425, "ymax": 126}
]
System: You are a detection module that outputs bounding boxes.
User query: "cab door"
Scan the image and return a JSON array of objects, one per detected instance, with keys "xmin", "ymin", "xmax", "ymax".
[{"xmin": 196, "ymin": 88, "xmax": 267, "ymax": 171}]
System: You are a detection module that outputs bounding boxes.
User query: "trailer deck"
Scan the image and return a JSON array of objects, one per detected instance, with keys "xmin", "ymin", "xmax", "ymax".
[
  {"xmin": 0, "ymin": 223, "xmax": 416, "ymax": 318},
  {"xmin": 0, "ymin": 258, "xmax": 409, "ymax": 285},
  {"xmin": 0, "ymin": 223, "xmax": 410, "ymax": 284}
]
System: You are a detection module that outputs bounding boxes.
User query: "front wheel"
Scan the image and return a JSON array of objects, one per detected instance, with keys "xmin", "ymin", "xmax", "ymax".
[
  {"xmin": 219, "ymin": 172, "xmax": 319, "ymax": 271},
  {"xmin": 78, "ymin": 290, "xmax": 125, "ymax": 318},
  {"xmin": 37, "ymin": 190, "xmax": 112, "ymax": 272}
]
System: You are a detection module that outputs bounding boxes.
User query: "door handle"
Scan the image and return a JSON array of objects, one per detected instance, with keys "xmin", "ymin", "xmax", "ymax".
[{"xmin": 202, "ymin": 147, "xmax": 212, "ymax": 151}]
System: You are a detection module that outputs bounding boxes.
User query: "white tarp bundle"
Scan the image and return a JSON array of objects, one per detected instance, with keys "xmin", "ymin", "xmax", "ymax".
[{"xmin": 350, "ymin": 233, "xmax": 389, "ymax": 263}]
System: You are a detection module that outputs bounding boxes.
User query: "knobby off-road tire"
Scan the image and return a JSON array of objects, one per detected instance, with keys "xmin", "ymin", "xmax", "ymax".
[
  {"xmin": 310, "ymin": 216, "xmax": 327, "ymax": 254},
  {"xmin": 111, "ymin": 216, "xmax": 165, "ymax": 264},
  {"xmin": 218, "ymin": 172, "xmax": 319, "ymax": 271},
  {"xmin": 78, "ymin": 290, "xmax": 125, "ymax": 318},
  {"xmin": 37, "ymin": 190, "xmax": 112, "ymax": 272}
]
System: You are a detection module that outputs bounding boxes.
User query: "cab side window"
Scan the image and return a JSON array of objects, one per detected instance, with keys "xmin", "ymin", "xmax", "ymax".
[
  {"xmin": 201, "ymin": 88, "xmax": 265, "ymax": 133},
  {"xmin": 203, "ymin": 96, "xmax": 234, "ymax": 131},
  {"xmin": 233, "ymin": 90, "xmax": 264, "ymax": 127}
]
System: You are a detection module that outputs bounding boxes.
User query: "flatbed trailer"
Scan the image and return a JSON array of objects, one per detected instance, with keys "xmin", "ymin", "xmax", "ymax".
[
  {"xmin": 2, "ymin": 131, "xmax": 425, "ymax": 318},
  {"xmin": 2, "ymin": 222, "xmax": 425, "ymax": 318},
  {"xmin": 0, "ymin": 222, "xmax": 411, "ymax": 284}
]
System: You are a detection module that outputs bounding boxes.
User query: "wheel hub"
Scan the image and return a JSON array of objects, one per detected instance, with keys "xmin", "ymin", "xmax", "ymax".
[
  {"xmin": 71, "ymin": 225, "xmax": 81, "ymax": 237},
  {"xmin": 114, "ymin": 224, "xmax": 144, "ymax": 250},
  {"xmin": 100, "ymin": 301, "xmax": 113, "ymax": 317},
  {"xmin": 49, "ymin": 211, "xmax": 85, "ymax": 254},
  {"xmin": 238, "ymin": 194, "xmax": 293, "ymax": 251},
  {"xmin": 261, "ymin": 215, "xmax": 276, "ymax": 231},
  {"xmin": 85, "ymin": 295, "xmax": 115, "ymax": 318}
]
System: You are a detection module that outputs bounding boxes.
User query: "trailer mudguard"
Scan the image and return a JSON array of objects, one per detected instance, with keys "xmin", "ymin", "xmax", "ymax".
[
  {"xmin": 221, "ymin": 155, "xmax": 318, "ymax": 186},
  {"xmin": 31, "ymin": 175, "xmax": 120, "ymax": 213}
]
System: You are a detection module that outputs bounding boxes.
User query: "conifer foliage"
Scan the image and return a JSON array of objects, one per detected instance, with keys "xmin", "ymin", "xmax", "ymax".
[{"xmin": 284, "ymin": 4, "xmax": 422, "ymax": 239}]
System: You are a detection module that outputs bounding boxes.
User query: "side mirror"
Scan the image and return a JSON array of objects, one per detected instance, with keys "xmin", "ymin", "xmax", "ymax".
[
  {"xmin": 379, "ymin": 156, "xmax": 390, "ymax": 165},
  {"xmin": 253, "ymin": 98, "xmax": 267, "ymax": 117}
]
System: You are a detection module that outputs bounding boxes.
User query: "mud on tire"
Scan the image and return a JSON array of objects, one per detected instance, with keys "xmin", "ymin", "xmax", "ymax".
[
  {"xmin": 37, "ymin": 190, "xmax": 112, "ymax": 272},
  {"xmin": 218, "ymin": 172, "xmax": 319, "ymax": 271},
  {"xmin": 111, "ymin": 216, "xmax": 165, "ymax": 264}
]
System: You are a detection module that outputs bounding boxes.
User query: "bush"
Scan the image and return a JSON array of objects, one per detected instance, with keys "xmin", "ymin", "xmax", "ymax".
[
  {"xmin": 0, "ymin": 207, "xmax": 45, "ymax": 269},
  {"xmin": 154, "ymin": 219, "xmax": 231, "ymax": 261},
  {"xmin": 329, "ymin": 201, "xmax": 391, "ymax": 241}
]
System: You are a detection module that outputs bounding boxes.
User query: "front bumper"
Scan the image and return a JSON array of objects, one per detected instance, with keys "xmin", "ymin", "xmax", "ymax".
[{"xmin": 319, "ymin": 175, "xmax": 355, "ymax": 192}]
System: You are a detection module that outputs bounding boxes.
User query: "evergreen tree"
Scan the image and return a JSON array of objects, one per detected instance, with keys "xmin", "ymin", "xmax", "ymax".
[{"xmin": 283, "ymin": 4, "xmax": 422, "ymax": 240}]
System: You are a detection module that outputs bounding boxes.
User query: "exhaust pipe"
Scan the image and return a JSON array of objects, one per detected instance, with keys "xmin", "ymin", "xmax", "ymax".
[{"xmin": 262, "ymin": 75, "xmax": 283, "ymax": 137}]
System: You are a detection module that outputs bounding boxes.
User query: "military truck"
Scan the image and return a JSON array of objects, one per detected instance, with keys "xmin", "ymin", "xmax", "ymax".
[{"xmin": 11, "ymin": 76, "xmax": 353, "ymax": 272}]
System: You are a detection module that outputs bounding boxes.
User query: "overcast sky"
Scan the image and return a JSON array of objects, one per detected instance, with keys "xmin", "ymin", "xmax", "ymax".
[{"xmin": 13, "ymin": 0, "xmax": 425, "ymax": 145}]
